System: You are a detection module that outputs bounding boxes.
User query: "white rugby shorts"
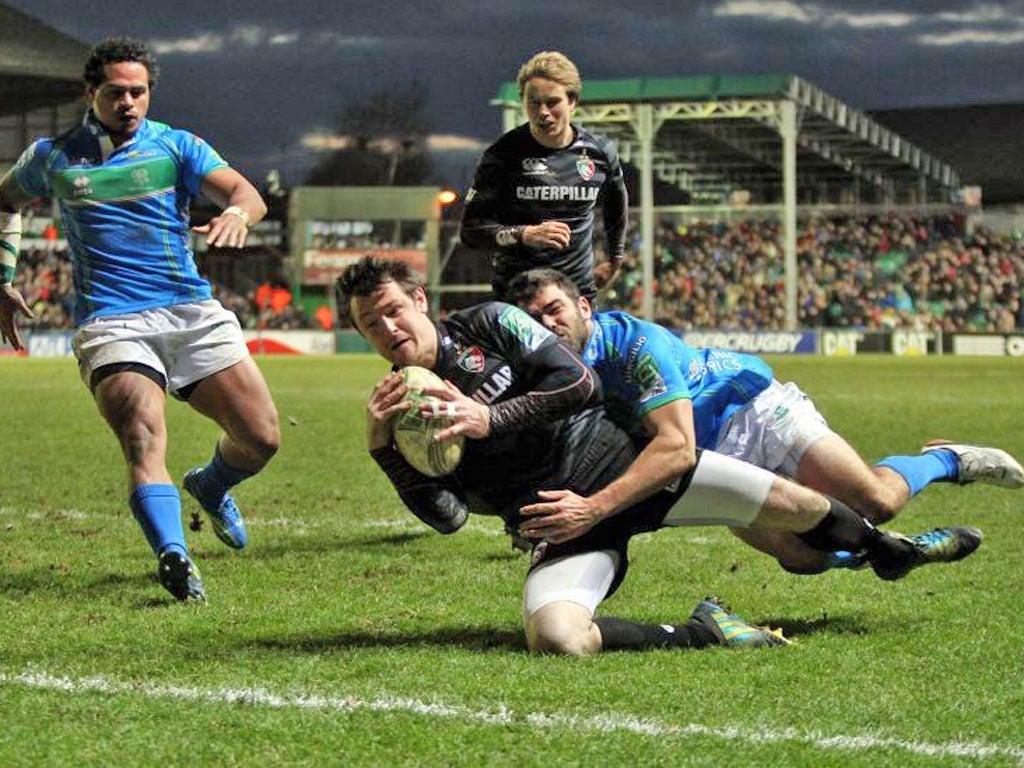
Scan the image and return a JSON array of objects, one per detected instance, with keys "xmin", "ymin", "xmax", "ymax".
[
  {"xmin": 523, "ymin": 549, "xmax": 619, "ymax": 617},
  {"xmin": 72, "ymin": 300, "xmax": 249, "ymax": 398},
  {"xmin": 714, "ymin": 379, "xmax": 834, "ymax": 478}
]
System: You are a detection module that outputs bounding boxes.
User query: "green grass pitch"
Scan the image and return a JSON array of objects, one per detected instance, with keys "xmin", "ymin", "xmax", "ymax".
[{"xmin": 1, "ymin": 355, "xmax": 1022, "ymax": 766}]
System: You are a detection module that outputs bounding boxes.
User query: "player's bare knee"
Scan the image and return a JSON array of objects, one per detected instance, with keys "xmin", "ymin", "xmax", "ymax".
[
  {"xmin": 236, "ymin": 415, "xmax": 281, "ymax": 465},
  {"xmin": 525, "ymin": 603, "xmax": 598, "ymax": 656},
  {"xmin": 526, "ymin": 624, "xmax": 592, "ymax": 656},
  {"xmin": 251, "ymin": 424, "xmax": 280, "ymax": 463}
]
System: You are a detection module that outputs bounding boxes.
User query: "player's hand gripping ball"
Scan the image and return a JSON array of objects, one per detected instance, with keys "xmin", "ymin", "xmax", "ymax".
[{"xmin": 391, "ymin": 366, "xmax": 465, "ymax": 477}]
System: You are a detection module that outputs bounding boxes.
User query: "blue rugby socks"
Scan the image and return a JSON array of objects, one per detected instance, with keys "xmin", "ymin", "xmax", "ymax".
[
  {"xmin": 130, "ymin": 484, "xmax": 187, "ymax": 557},
  {"xmin": 877, "ymin": 450, "xmax": 959, "ymax": 497},
  {"xmin": 189, "ymin": 445, "xmax": 254, "ymax": 510}
]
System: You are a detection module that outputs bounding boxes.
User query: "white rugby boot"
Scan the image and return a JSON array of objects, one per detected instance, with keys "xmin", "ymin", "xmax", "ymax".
[{"xmin": 922, "ymin": 440, "xmax": 1024, "ymax": 488}]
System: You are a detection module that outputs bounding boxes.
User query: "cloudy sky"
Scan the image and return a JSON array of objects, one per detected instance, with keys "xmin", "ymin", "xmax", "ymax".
[{"xmin": 9, "ymin": 0, "xmax": 1024, "ymax": 188}]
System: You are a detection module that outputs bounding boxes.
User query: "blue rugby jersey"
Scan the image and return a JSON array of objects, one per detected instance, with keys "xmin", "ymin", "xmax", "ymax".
[
  {"xmin": 12, "ymin": 112, "xmax": 227, "ymax": 325},
  {"xmin": 584, "ymin": 311, "xmax": 774, "ymax": 447}
]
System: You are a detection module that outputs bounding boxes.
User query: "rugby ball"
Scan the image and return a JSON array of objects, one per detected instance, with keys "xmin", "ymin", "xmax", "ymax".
[{"xmin": 391, "ymin": 366, "xmax": 465, "ymax": 477}]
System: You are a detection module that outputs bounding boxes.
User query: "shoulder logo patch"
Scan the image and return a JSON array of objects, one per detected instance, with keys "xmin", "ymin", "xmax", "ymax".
[{"xmin": 498, "ymin": 305, "xmax": 551, "ymax": 352}]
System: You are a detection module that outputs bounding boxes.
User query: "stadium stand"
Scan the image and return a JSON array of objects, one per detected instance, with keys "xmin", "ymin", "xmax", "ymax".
[
  {"xmin": 0, "ymin": 2, "xmax": 88, "ymax": 174},
  {"xmin": 603, "ymin": 212, "xmax": 1023, "ymax": 332}
]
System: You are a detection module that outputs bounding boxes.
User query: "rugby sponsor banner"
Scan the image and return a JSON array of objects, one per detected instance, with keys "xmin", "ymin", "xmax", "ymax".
[
  {"xmin": 302, "ymin": 248, "xmax": 427, "ymax": 285},
  {"xmin": 821, "ymin": 330, "xmax": 941, "ymax": 356},
  {"xmin": 24, "ymin": 331, "xmax": 74, "ymax": 358},
  {"xmin": 243, "ymin": 330, "xmax": 335, "ymax": 355},
  {"xmin": 948, "ymin": 334, "xmax": 1024, "ymax": 357},
  {"xmin": 679, "ymin": 331, "xmax": 815, "ymax": 355}
]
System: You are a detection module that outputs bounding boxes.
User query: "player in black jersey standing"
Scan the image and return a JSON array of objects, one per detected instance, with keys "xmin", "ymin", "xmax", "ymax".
[
  {"xmin": 461, "ymin": 51, "xmax": 627, "ymax": 303},
  {"xmin": 335, "ymin": 256, "xmax": 963, "ymax": 657}
]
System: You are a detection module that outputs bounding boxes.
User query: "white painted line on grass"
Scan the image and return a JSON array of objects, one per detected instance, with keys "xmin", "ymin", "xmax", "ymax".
[{"xmin": 2, "ymin": 669, "xmax": 1021, "ymax": 764}]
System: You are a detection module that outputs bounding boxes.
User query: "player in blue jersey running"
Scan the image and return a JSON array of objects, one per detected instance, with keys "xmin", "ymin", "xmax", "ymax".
[
  {"xmin": 508, "ymin": 268, "xmax": 1023, "ymax": 573},
  {"xmin": 0, "ymin": 37, "xmax": 280, "ymax": 602}
]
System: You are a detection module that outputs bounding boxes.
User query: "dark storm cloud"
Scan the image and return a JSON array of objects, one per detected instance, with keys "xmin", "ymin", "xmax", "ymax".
[{"xmin": 8, "ymin": 0, "xmax": 1024, "ymax": 185}]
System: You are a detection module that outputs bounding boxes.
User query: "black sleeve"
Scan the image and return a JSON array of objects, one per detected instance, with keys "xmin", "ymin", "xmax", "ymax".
[
  {"xmin": 460, "ymin": 150, "xmax": 522, "ymax": 251},
  {"xmin": 370, "ymin": 445, "xmax": 468, "ymax": 534},
  {"xmin": 473, "ymin": 303, "xmax": 599, "ymax": 434},
  {"xmin": 601, "ymin": 140, "xmax": 628, "ymax": 259}
]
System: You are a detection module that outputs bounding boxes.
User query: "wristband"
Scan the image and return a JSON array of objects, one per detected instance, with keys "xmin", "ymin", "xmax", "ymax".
[
  {"xmin": 222, "ymin": 206, "xmax": 250, "ymax": 226},
  {"xmin": 495, "ymin": 226, "xmax": 522, "ymax": 247},
  {"xmin": 610, "ymin": 252, "xmax": 625, "ymax": 262},
  {"xmin": 0, "ymin": 210, "xmax": 22, "ymax": 285}
]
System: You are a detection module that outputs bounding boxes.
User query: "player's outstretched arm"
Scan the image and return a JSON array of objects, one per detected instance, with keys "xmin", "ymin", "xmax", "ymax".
[
  {"xmin": 518, "ymin": 400, "xmax": 697, "ymax": 543},
  {"xmin": 195, "ymin": 167, "xmax": 268, "ymax": 249},
  {"xmin": 366, "ymin": 372, "xmax": 469, "ymax": 535}
]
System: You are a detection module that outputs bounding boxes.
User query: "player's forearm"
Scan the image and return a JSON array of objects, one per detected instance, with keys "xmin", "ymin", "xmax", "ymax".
[
  {"xmin": 587, "ymin": 434, "xmax": 695, "ymax": 520},
  {"xmin": 369, "ymin": 445, "xmax": 468, "ymax": 534},
  {"xmin": 460, "ymin": 213, "xmax": 522, "ymax": 252},
  {"xmin": 601, "ymin": 177, "xmax": 628, "ymax": 258},
  {"xmin": 0, "ymin": 176, "xmax": 27, "ymax": 284},
  {"xmin": 488, "ymin": 364, "xmax": 595, "ymax": 434},
  {"xmin": 222, "ymin": 183, "xmax": 267, "ymax": 227}
]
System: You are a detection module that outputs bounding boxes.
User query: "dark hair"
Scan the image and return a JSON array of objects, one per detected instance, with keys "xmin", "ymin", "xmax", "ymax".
[
  {"xmin": 335, "ymin": 256, "xmax": 423, "ymax": 326},
  {"xmin": 84, "ymin": 37, "xmax": 159, "ymax": 88},
  {"xmin": 506, "ymin": 268, "xmax": 582, "ymax": 307}
]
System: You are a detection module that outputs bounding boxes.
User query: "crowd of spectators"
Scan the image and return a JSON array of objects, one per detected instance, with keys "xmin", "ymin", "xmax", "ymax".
[
  {"xmin": 12, "ymin": 213, "xmax": 1024, "ymax": 334},
  {"xmin": 605, "ymin": 212, "xmax": 1024, "ymax": 332},
  {"xmin": 13, "ymin": 247, "xmax": 313, "ymax": 332}
]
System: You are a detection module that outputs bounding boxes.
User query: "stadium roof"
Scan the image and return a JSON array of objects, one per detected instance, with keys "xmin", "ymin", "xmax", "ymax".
[
  {"xmin": 495, "ymin": 74, "xmax": 962, "ymax": 205},
  {"xmin": 0, "ymin": 2, "xmax": 89, "ymax": 117},
  {"xmin": 872, "ymin": 104, "xmax": 1024, "ymax": 206}
]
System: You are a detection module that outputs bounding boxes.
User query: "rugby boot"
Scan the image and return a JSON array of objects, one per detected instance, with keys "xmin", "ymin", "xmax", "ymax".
[
  {"xmin": 922, "ymin": 440, "xmax": 1024, "ymax": 488},
  {"xmin": 183, "ymin": 468, "xmax": 248, "ymax": 549},
  {"xmin": 872, "ymin": 526, "xmax": 983, "ymax": 581},
  {"xmin": 157, "ymin": 550, "xmax": 206, "ymax": 602},
  {"xmin": 690, "ymin": 597, "xmax": 789, "ymax": 647}
]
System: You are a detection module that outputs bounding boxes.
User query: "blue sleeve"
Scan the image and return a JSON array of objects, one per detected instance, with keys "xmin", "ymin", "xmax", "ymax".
[
  {"xmin": 172, "ymin": 131, "xmax": 229, "ymax": 196},
  {"xmin": 11, "ymin": 140, "xmax": 54, "ymax": 199},
  {"xmin": 626, "ymin": 322, "xmax": 693, "ymax": 418}
]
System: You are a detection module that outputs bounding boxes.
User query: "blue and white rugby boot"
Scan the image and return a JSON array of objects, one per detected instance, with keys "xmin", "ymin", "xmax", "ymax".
[
  {"xmin": 872, "ymin": 526, "xmax": 983, "ymax": 581},
  {"xmin": 183, "ymin": 469, "xmax": 249, "ymax": 549},
  {"xmin": 691, "ymin": 597, "xmax": 789, "ymax": 647},
  {"xmin": 158, "ymin": 550, "xmax": 206, "ymax": 602},
  {"xmin": 922, "ymin": 440, "xmax": 1024, "ymax": 488}
]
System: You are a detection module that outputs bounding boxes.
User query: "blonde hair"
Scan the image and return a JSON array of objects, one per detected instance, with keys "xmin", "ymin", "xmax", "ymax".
[{"xmin": 516, "ymin": 51, "xmax": 582, "ymax": 101}]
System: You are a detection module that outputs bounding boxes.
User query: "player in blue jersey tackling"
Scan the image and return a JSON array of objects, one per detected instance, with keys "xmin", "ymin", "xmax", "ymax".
[
  {"xmin": 0, "ymin": 37, "xmax": 280, "ymax": 602},
  {"xmin": 508, "ymin": 268, "xmax": 1023, "ymax": 573}
]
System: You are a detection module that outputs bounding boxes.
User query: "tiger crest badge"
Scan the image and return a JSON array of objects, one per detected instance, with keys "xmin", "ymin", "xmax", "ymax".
[{"xmin": 576, "ymin": 149, "xmax": 595, "ymax": 181}]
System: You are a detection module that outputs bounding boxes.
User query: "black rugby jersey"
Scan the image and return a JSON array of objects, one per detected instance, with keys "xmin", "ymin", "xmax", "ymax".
[
  {"xmin": 371, "ymin": 301, "xmax": 630, "ymax": 526},
  {"xmin": 460, "ymin": 123, "xmax": 628, "ymax": 301},
  {"xmin": 369, "ymin": 301, "xmax": 694, "ymax": 563}
]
